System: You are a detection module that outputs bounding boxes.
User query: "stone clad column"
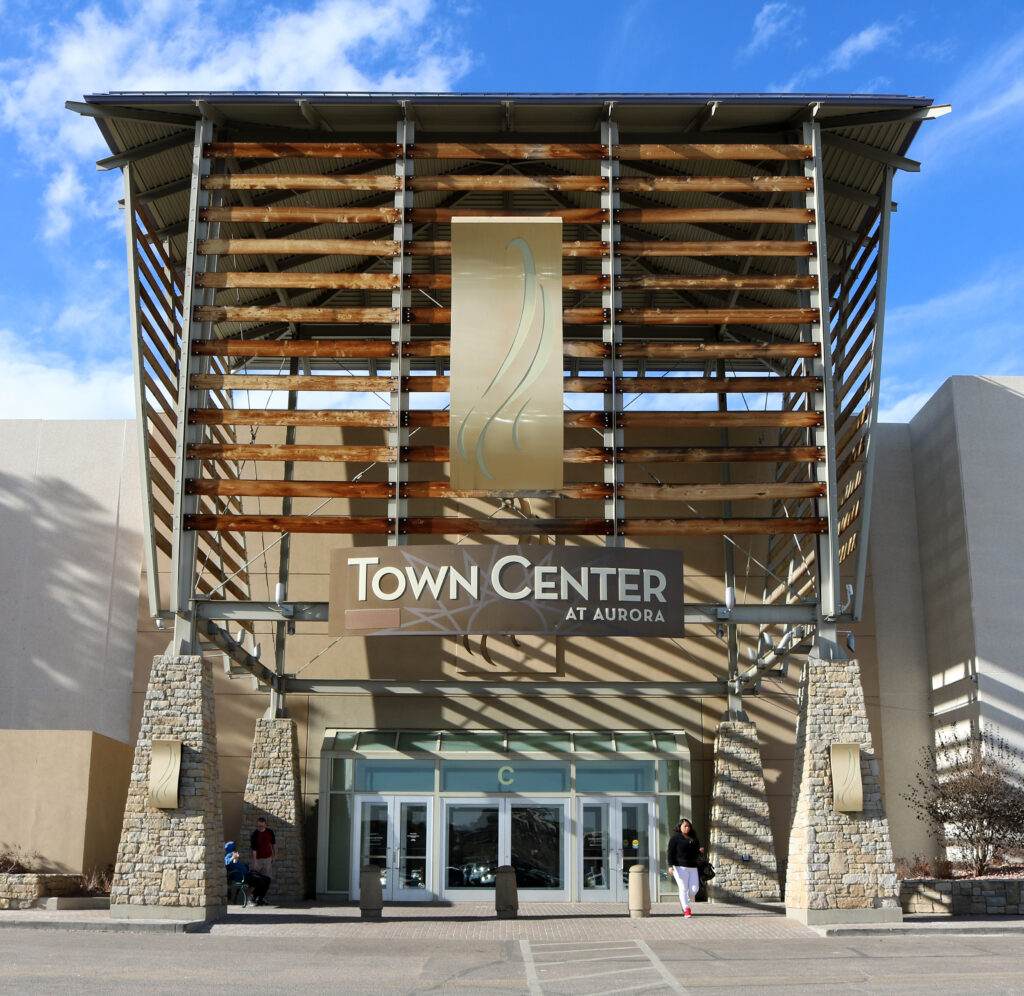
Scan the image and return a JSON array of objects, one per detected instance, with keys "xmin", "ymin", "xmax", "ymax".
[
  {"xmin": 110, "ymin": 655, "xmax": 226, "ymax": 920},
  {"xmin": 241, "ymin": 717, "xmax": 306, "ymax": 901},
  {"xmin": 707, "ymin": 718, "xmax": 781, "ymax": 902},
  {"xmin": 785, "ymin": 655, "xmax": 901, "ymax": 924}
]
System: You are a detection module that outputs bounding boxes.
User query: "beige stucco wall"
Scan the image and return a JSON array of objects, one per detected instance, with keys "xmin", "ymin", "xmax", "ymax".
[
  {"xmin": 944, "ymin": 378, "xmax": 1024, "ymax": 755},
  {"xmin": 0, "ymin": 729, "xmax": 132, "ymax": 873},
  {"xmin": 0, "ymin": 420, "xmax": 142, "ymax": 743},
  {"xmin": 864, "ymin": 423, "xmax": 936, "ymax": 861}
]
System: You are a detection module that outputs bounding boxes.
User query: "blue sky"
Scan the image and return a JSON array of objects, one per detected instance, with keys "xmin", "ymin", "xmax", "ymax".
[{"xmin": 0, "ymin": 0, "xmax": 1021, "ymax": 420}]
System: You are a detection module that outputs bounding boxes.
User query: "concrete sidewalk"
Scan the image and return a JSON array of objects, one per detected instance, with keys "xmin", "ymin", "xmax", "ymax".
[{"xmin": 2, "ymin": 900, "xmax": 1023, "ymax": 939}]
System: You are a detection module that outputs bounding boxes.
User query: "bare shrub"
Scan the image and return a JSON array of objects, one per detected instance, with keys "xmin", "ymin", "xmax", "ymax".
[
  {"xmin": 895, "ymin": 853, "xmax": 935, "ymax": 879},
  {"xmin": 903, "ymin": 728, "xmax": 1024, "ymax": 877},
  {"xmin": 0, "ymin": 846, "xmax": 37, "ymax": 875},
  {"xmin": 80, "ymin": 866, "xmax": 113, "ymax": 896}
]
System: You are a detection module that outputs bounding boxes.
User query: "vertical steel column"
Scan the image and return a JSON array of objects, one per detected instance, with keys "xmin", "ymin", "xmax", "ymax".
[
  {"xmin": 601, "ymin": 117, "xmax": 624, "ymax": 546},
  {"xmin": 852, "ymin": 167, "xmax": 894, "ymax": 622},
  {"xmin": 171, "ymin": 118, "xmax": 218, "ymax": 653},
  {"xmin": 717, "ymin": 359, "xmax": 742, "ymax": 715},
  {"xmin": 271, "ymin": 357, "xmax": 299, "ymax": 716},
  {"xmin": 801, "ymin": 121, "xmax": 840, "ymax": 621},
  {"xmin": 123, "ymin": 162, "xmax": 162, "ymax": 620},
  {"xmin": 389, "ymin": 117, "xmax": 413, "ymax": 545}
]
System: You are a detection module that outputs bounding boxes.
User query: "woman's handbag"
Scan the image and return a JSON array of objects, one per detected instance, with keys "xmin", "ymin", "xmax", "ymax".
[{"xmin": 697, "ymin": 859, "xmax": 716, "ymax": 882}]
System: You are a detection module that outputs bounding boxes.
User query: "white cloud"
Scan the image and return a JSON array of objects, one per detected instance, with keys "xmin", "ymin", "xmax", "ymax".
[
  {"xmin": 0, "ymin": 0, "xmax": 472, "ymax": 242},
  {"xmin": 878, "ymin": 388, "xmax": 933, "ymax": 423},
  {"xmin": 826, "ymin": 23, "xmax": 898, "ymax": 71},
  {"xmin": 911, "ymin": 29, "xmax": 1024, "ymax": 166},
  {"xmin": 0, "ymin": 330, "xmax": 135, "ymax": 419},
  {"xmin": 741, "ymin": 2, "xmax": 801, "ymax": 58},
  {"xmin": 773, "ymin": 19, "xmax": 901, "ymax": 92},
  {"xmin": 878, "ymin": 260, "xmax": 1024, "ymax": 421}
]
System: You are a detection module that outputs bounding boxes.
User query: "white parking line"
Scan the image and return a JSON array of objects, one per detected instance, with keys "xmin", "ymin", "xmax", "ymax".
[
  {"xmin": 520, "ymin": 940, "xmax": 544, "ymax": 996},
  {"xmin": 637, "ymin": 940, "xmax": 690, "ymax": 994},
  {"xmin": 521, "ymin": 939, "xmax": 690, "ymax": 995}
]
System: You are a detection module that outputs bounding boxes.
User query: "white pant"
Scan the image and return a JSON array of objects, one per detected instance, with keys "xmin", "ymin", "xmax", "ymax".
[{"xmin": 672, "ymin": 866, "xmax": 699, "ymax": 911}]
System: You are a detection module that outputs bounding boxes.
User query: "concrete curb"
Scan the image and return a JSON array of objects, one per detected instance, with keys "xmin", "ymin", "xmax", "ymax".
[
  {"xmin": 814, "ymin": 920, "xmax": 1024, "ymax": 937},
  {"xmin": 0, "ymin": 916, "xmax": 208, "ymax": 933}
]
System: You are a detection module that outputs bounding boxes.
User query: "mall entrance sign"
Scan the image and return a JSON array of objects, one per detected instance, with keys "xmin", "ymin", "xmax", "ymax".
[{"xmin": 329, "ymin": 546, "xmax": 682, "ymax": 638}]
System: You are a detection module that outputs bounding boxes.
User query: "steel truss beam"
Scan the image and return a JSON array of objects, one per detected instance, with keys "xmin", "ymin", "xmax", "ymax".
[
  {"xmin": 803, "ymin": 121, "xmax": 841, "ymax": 621},
  {"xmin": 852, "ymin": 167, "xmax": 894, "ymax": 621},
  {"xmin": 170, "ymin": 118, "xmax": 217, "ymax": 653},
  {"xmin": 195, "ymin": 600, "xmax": 819, "ymax": 625}
]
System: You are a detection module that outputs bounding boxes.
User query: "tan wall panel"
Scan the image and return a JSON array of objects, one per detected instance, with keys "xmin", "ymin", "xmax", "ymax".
[
  {"xmin": 0, "ymin": 730, "xmax": 130, "ymax": 874},
  {"xmin": 82, "ymin": 732, "xmax": 133, "ymax": 874}
]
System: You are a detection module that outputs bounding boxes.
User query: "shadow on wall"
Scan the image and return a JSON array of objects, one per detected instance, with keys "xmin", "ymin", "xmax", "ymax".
[{"xmin": 0, "ymin": 467, "xmax": 141, "ymax": 739}]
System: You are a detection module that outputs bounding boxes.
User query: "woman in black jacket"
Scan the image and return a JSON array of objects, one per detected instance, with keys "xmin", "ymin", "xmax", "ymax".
[{"xmin": 666, "ymin": 818, "xmax": 703, "ymax": 917}]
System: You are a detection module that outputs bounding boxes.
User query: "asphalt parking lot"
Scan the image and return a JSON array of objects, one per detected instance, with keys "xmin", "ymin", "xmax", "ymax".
[{"xmin": 2, "ymin": 902, "xmax": 1024, "ymax": 994}]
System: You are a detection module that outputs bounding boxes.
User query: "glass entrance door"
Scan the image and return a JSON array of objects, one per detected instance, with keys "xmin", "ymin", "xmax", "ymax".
[
  {"xmin": 579, "ymin": 798, "xmax": 655, "ymax": 902},
  {"xmin": 442, "ymin": 799, "xmax": 569, "ymax": 901},
  {"xmin": 352, "ymin": 795, "xmax": 433, "ymax": 901}
]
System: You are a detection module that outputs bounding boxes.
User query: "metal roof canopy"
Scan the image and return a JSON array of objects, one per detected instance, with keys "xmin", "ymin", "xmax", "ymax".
[{"xmin": 70, "ymin": 91, "xmax": 943, "ymax": 701}]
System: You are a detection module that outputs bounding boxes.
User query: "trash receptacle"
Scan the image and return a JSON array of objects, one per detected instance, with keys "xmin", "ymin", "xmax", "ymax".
[
  {"xmin": 359, "ymin": 865, "xmax": 383, "ymax": 919},
  {"xmin": 495, "ymin": 865, "xmax": 518, "ymax": 919},
  {"xmin": 628, "ymin": 864, "xmax": 650, "ymax": 918}
]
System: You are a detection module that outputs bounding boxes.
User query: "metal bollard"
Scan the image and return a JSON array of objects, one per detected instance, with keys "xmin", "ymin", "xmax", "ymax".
[
  {"xmin": 494, "ymin": 865, "xmax": 519, "ymax": 919},
  {"xmin": 628, "ymin": 864, "xmax": 650, "ymax": 918},
  {"xmin": 359, "ymin": 865, "xmax": 383, "ymax": 919}
]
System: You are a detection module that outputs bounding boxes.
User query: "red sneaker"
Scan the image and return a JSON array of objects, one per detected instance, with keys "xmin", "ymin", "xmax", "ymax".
[{"xmin": 684, "ymin": 908, "xmax": 692, "ymax": 918}]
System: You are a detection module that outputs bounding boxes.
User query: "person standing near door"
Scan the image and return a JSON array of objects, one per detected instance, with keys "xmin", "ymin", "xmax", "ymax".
[
  {"xmin": 667, "ymin": 818, "xmax": 703, "ymax": 918},
  {"xmin": 250, "ymin": 815, "xmax": 277, "ymax": 889}
]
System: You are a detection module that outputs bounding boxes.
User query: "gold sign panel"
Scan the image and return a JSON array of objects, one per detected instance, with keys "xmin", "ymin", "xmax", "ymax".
[
  {"xmin": 149, "ymin": 738, "xmax": 181, "ymax": 809},
  {"xmin": 830, "ymin": 742, "xmax": 863, "ymax": 812},
  {"xmin": 450, "ymin": 217, "xmax": 564, "ymax": 490}
]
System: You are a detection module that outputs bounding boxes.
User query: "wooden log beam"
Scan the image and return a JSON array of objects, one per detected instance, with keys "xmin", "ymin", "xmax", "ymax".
[
  {"xmin": 186, "ymin": 408, "xmax": 820, "ymax": 431},
  {"xmin": 203, "ymin": 141, "xmax": 812, "ymax": 162},
  {"xmin": 615, "ymin": 342, "xmax": 819, "ymax": 360},
  {"xmin": 190, "ymin": 373, "xmax": 820, "ymax": 394},
  {"xmin": 620, "ymin": 518, "xmax": 825, "ymax": 535},
  {"xmin": 202, "ymin": 205, "xmax": 400, "ymax": 225},
  {"xmin": 184, "ymin": 442, "xmax": 822, "ymax": 464},
  {"xmin": 187, "ymin": 479, "xmax": 612, "ymax": 500},
  {"xmin": 617, "ymin": 274, "xmax": 815, "ymax": 291},
  {"xmin": 184, "ymin": 513, "xmax": 825, "ymax": 536},
  {"xmin": 618, "ymin": 483, "xmax": 825, "ymax": 501},
  {"xmin": 615, "ymin": 143, "xmax": 811, "ymax": 161},
  {"xmin": 617, "ymin": 207, "xmax": 812, "ymax": 224},
  {"xmin": 613, "ymin": 308, "xmax": 818, "ymax": 326},
  {"xmin": 190, "ymin": 339, "xmax": 818, "ymax": 361},
  {"xmin": 206, "ymin": 141, "xmax": 400, "ymax": 159},
  {"xmin": 411, "ymin": 174, "xmax": 606, "ymax": 192},
  {"xmin": 194, "ymin": 272, "xmax": 606, "ymax": 292},
  {"xmin": 191, "ymin": 374, "xmax": 396, "ymax": 392},
  {"xmin": 410, "ymin": 142, "xmax": 605, "ymax": 159},
  {"xmin": 204, "ymin": 174, "xmax": 400, "ymax": 192},
  {"xmin": 616, "ymin": 241, "xmax": 814, "ymax": 258},
  {"xmin": 199, "ymin": 238, "xmax": 400, "ymax": 256},
  {"xmin": 616, "ymin": 176, "xmax": 812, "ymax": 193},
  {"xmin": 191, "ymin": 305, "xmax": 819, "ymax": 327},
  {"xmin": 188, "ymin": 444, "xmax": 395, "ymax": 462},
  {"xmin": 413, "ymin": 207, "xmax": 606, "ymax": 223}
]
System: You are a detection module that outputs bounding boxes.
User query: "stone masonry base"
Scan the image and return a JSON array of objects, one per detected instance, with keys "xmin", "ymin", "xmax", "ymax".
[
  {"xmin": 901, "ymin": 878, "xmax": 1024, "ymax": 915},
  {"xmin": 110, "ymin": 654, "xmax": 226, "ymax": 920},
  {"xmin": 785, "ymin": 655, "xmax": 901, "ymax": 924},
  {"xmin": 242, "ymin": 716, "xmax": 307, "ymax": 901},
  {"xmin": 707, "ymin": 718, "xmax": 781, "ymax": 902}
]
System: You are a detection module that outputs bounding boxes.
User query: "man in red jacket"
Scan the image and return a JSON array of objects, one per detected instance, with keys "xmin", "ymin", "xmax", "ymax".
[{"xmin": 250, "ymin": 816, "xmax": 277, "ymax": 887}]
